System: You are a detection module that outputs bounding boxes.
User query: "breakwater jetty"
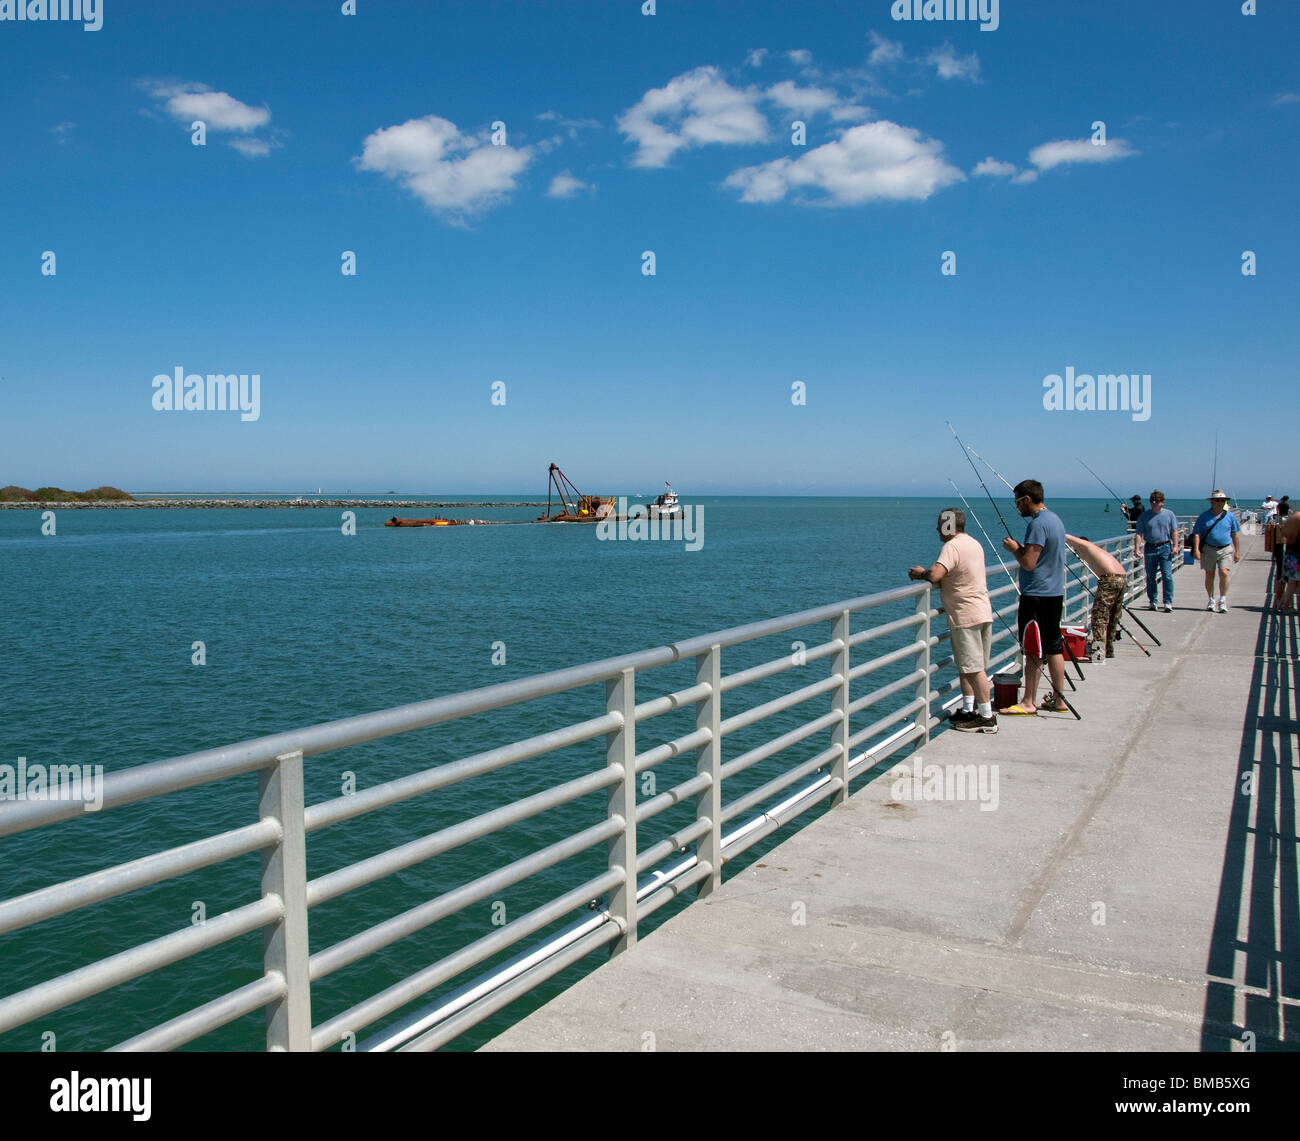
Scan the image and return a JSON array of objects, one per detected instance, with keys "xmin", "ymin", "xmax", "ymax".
[{"xmin": 0, "ymin": 499, "xmax": 547, "ymax": 510}]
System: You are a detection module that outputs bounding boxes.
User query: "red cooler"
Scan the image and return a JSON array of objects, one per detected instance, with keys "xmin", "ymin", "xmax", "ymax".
[{"xmin": 1061, "ymin": 626, "xmax": 1088, "ymax": 660}]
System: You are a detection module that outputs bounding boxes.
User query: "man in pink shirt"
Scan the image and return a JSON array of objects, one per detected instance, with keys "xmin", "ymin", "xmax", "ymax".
[{"xmin": 909, "ymin": 507, "xmax": 997, "ymax": 734}]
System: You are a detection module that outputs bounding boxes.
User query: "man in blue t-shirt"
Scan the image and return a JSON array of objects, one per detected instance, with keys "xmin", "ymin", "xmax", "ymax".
[
  {"xmin": 1192, "ymin": 490, "xmax": 1241, "ymax": 612},
  {"xmin": 998, "ymin": 478, "xmax": 1069, "ymax": 716},
  {"xmin": 1133, "ymin": 490, "xmax": 1180, "ymax": 611}
]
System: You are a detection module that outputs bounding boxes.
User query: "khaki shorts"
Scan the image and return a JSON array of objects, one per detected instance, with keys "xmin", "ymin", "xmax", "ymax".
[
  {"xmin": 1200, "ymin": 545, "xmax": 1233, "ymax": 572},
  {"xmin": 950, "ymin": 622, "xmax": 992, "ymax": 675}
]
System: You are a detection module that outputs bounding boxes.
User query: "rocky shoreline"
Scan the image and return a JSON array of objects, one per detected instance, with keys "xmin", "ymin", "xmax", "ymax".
[{"xmin": 0, "ymin": 499, "xmax": 548, "ymax": 510}]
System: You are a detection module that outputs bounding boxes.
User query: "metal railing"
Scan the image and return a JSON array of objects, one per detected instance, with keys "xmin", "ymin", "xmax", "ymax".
[{"xmin": 0, "ymin": 531, "xmax": 1151, "ymax": 1052}]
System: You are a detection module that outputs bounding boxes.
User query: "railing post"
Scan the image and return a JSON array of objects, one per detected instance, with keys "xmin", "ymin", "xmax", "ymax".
[
  {"xmin": 915, "ymin": 587, "xmax": 931, "ymax": 743},
  {"xmin": 606, "ymin": 668, "xmax": 637, "ymax": 954},
  {"xmin": 694, "ymin": 646, "xmax": 723, "ymax": 897},
  {"xmin": 260, "ymin": 749, "xmax": 311, "ymax": 1051},
  {"xmin": 831, "ymin": 610, "xmax": 851, "ymax": 805}
]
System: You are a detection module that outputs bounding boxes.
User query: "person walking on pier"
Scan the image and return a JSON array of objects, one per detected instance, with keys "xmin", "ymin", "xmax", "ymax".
[
  {"xmin": 1276, "ymin": 509, "xmax": 1300, "ymax": 613},
  {"xmin": 1000, "ymin": 480, "xmax": 1069, "ymax": 715},
  {"xmin": 909, "ymin": 508, "xmax": 997, "ymax": 733},
  {"xmin": 1065, "ymin": 535, "xmax": 1127, "ymax": 660},
  {"xmin": 1192, "ymin": 491, "xmax": 1241, "ymax": 612},
  {"xmin": 1133, "ymin": 490, "xmax": 1179, "ymax": 611},
  {"xmin": 1273, "ymin": 496, "xmax": 1293, "ymax": 609}
]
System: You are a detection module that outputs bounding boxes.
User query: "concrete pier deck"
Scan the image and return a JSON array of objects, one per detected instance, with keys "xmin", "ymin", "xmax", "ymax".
[{"xmin": 486, "ymin": 537, "xmax": 1298, "ymax": 1051}]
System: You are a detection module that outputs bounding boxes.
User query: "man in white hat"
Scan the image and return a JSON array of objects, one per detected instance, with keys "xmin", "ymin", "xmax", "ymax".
[
  {"xmin": 1191, "ymin": 491, "xmax": 1241, "ymax": 612},
  {"xmin": 1262, "ymin": 494, "xmax": 1279, "ymax": 523}
]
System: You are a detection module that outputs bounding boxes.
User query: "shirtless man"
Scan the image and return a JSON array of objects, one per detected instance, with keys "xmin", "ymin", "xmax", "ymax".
[
  {"xmin": 1065, "ymin": 535, "xmax": 1127, "ymax": 659},
  {"xmin": 1278, "ymin": 511, "xmax": 1300, "ymax": 613}
]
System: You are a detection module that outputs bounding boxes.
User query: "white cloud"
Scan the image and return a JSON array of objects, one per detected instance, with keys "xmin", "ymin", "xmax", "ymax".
[
  {"xmin": 147, "ymin": 82, "xmax": 270, "ymax": 131},
  {"xmin": 536, "ymin": 111, "xmax": 601, "ymax": 134},
  {"xmin": 867, "ymin": 31, "xmax": 904, "ymax": 66},
  {"xmin": 1273, "ymin": 92, "xmax": 1300, "ymax": 106},
  {"xmin": 547, "ymin": 170, "xmax": 591, "ymax": 198},
  {"xmin": 229, "ymin": 137, "xmax": 272, "ymax": 157},
  {"xmin": 766, "ymin": 80, "xmax": 840, "ymax": 116},
  {"xmin": 746, "ymin": 48, "xmax": 768, "ymax": 68},
  {"xmin": 1012, "ymin": 169, "xmax": 1039, "ymax": 184},
  {"xmin": 617, "ymin": 67, "xmax": 769, "ymax": 168},
  {"xmin": 357, "ymin": 115, "xmax": 532, "ymax": 216},
  {"xmin": 927, "ymin": 44, "xmax": 980, "ymax": 82},
  {"xmin": 973, "ymin": 156, "xmax": 1017, "ymax": 177},
  {"xmin": 1028, "ymin": 136, "xmax": 1138, "ymax": 171},
  {"xmin": 830, "ymin": 104, "xmax": 872, "ymax": 122},
  {"xmin": 787, "ymin": 49, "xmax": 813, "ymax": 66},
  {"xmin": 724, "ymin": 120, "xmax": 964, "ymax": 206}
]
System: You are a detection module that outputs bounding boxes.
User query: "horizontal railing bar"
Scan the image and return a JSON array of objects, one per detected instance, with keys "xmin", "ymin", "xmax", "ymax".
[
  {"xmin": 0, "ymin": 661, "xmax": 666, "ymax": 840},
  {"xmin": 0, "ymin": 896, "xmax": 282, "ymax": 1036},
  {"xmin": 0, "ymin": 819, "xmax": 280, "ymax": 937},
  {"xmin": 633, "ymin": 726, "xmax": 712, "ymax": 776},
  {"xmin": 307, "ymin": 765, "xmax": 621, "ymax": 908},
  {"xmin": 720, "ymin": 637, "xmax": 839, "ymax": 694},
  {"xmin": 311, "ymin": 868, "xmax": 623, "ymax": 1051},
  {"xmin": 368, "ymin": 848, "xmax": 709, "ymax": 1052},
  {"xmin": 847, "ymin": 697, "xmax": 926, "ymax": 751},
  {"xmin": 721, "ymin": 774, "xmax": 844, "ymax": 862},
  {"xmin": 669, "ymin": 583, "xmax": 926, "ymax": 659},
  {"xmin": 847, "ymin": 639, "xmax": 926, "ymax": 682},
  {"xmin": 396, "ymin": 923, "xmax": 622, "ymax": 1052},
  {"xmin": 721, "ymin": 743, "xmax": 842, "ymax": 825},
  {"xmin": 719, "ymin": 674, "xmax": 842, "ymax": 737},
  {"xmin": 112, "ymin": 973, "xmax": 286, "ymax": 1052},
  {"xmin": 634, "ymin": 772, "xmax": 713, "ymax": 825},
  {"xmin": 847, "ymin": 669, "xmax": 927, "ymax": 718},
  {"xmin": 309, "ymin": 817, "xmax": 623, "ymax": 982},
  {"xmin": 304, "ymin": 714, "xmax": 620, "ymax": 832},
  {"xmin": 847, "ymin": 723, "xmax": 925, "ymax": 778},
  {"xmin": 720, "ymin": 709, "xmax": 840, "ymax": 781},
  {"xmin": 635, "ymin": 861, "xmax": 715, "ymax": 922},
  {"xmin": 634, "ymin": 817, "xmax": 712, "ymax": 875},
  {"xmin": 846, "ymin": 610, "xmax": 925, "ymax": 648},
  {"xmin": 632, "ymin": 682, "xmax": 713, "ymax": 725}
]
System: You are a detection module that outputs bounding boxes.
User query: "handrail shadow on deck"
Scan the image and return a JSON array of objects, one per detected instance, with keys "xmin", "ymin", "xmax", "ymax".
[{"xmin": 1200, "ymin": 563, "xmax": 1299, "ymax": 1050}]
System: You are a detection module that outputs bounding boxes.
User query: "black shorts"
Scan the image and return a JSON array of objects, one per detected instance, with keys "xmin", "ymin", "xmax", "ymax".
[{"xmin": 1018, "ymin": 594, "xmax": 1064, "ymax": 656}]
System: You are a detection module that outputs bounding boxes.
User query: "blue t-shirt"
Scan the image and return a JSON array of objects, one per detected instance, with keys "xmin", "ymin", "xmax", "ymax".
[
  {"xmin": 1135, "ymin": 507, "xmax": 1178, "ymax": 545},
  {"xmin": 1194, "ymin": 509, "xmax": 1239, "ymax": 548},
  {"xmin": 1020, "ymin": 507, "xmax": 1066, "ymax": 597}
]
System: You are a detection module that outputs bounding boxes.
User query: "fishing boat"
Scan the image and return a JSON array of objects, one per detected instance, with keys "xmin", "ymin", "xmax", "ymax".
[{"xmin": 649, "ymin": 482, "xmax": 681, "ymax": 517}]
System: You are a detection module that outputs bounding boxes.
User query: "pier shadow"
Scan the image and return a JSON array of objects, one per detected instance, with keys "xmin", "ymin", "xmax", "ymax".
[{"xmin": 1200, "ymin": 564, "xmax": 1299, "ymax": 1050}]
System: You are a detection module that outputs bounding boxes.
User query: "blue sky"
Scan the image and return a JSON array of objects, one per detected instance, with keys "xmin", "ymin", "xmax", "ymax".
[{"xmin": 2, "ymin": 0, "xmax": 1296, "ymax": 496}]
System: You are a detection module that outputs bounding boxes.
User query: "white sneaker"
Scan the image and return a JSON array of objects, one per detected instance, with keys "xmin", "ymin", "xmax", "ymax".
[
  {"xmin": 1219, "ymin": 600, "xmax": 1230, "ymax": 612},
  {"xmin": 1206, "ymin": 599, "xmax": 1216, "ymax": 611},
  {"xmin": 1162, "ymin": 603, "xmax": 1173, "ymax": 612}
]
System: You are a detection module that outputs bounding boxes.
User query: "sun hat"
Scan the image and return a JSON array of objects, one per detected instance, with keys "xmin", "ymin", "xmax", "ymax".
[{"xmin": 1207, "ymin": 490, "xmax": 1229, "ymax": 500}]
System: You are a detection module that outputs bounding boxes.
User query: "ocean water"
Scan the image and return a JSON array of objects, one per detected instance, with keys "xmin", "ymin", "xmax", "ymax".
[{"xmin": 0, "ymin": 495, "xmax": 1159, "ymax": 1051}]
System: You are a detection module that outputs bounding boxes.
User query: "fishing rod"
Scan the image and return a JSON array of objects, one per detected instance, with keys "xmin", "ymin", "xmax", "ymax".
[
  {"xmin": 947, "ymin": 478, "xmax": 1081, "ymax": 717},
  {"xmin": 954, "ymin": 437, "xmax": 1087, "ymax": 682},
  {"xmin": 947, "ymin": 423, "xmax": 1015, "ymax": 541},
  {"xmin": 974, "ymin": 446, "xmax": 1163, "ymax": 648},
  {"xmin": 1077, "ymin": 458, "xmax": 1130, "ymax": 514},
  {"xmin": 1211, "ymin": 430, "xmax": 1219, "ymax": 492}
]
